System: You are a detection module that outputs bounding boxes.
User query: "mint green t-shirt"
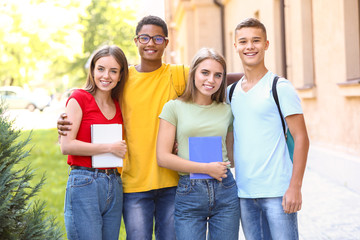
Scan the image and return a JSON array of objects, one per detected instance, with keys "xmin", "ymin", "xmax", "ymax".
[{"xmin": 159, "ymin": 99, "xmax": 233, "ymax": 174}]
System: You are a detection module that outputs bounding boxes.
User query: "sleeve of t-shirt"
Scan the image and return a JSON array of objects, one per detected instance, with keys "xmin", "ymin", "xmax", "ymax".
[
  {"xmin": 66, "ymin": 89, "xmax": 86, "ymax": 110},
  {"xmin": 277, "ymin": 78, "xmax": 303, "ymax": 118},
  {"xmin": 159, "ymin": 100, "xmax": 177, "ymax": 127}
]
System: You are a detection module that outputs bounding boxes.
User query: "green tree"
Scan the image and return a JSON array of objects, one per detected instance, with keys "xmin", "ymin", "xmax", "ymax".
[
  {"xmin": 0, "ymin": 0, "xmax": 138, "ymax": 92},
  {"xmin": 82, "ymin": 0, "xmax": 137, "ymax": 61},
  {"xmin": 75, "ymin": 0, "xmax": 137, "ymax": 84},
  {"xmin": 0, "ymin": 102, "xmax": 63, "ymax": 239},
  {"xmin": 52, "ymin": 0, "xmax": 140, "ymax": 90},
  {"xmin": 0, "ymin": 0, "xmax": 86, "ymax": 91}
]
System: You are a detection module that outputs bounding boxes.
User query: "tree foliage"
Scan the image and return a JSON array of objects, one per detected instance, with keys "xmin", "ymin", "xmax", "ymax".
[
  {"xmin": 82, "ymin": 0, "xmax": 137, "ymax": 60},
  {"xmin": 0, "ymin": 1, "xmax": 83, "ymax": 89},
  {"xmin": 0, "ymin": 0, "xmax": 137, "ymax": 92},
  {"xmin": 73, "ymin": 0, "xmax": 137, "ymax": 85},
  {"xmin": 0, "ymin": 102, "xmax": 63, "ymax": 239}
]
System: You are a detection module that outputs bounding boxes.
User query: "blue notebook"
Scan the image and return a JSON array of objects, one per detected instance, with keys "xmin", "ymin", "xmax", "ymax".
[{"xmin": 189, "ymin": 136, "xmax": 222, "ymax": 179}]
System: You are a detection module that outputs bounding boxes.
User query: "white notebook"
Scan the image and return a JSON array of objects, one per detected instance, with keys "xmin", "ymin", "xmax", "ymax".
[{"xmin": 91, "ymin": 124, "xmax": 123, "ymax": 168}]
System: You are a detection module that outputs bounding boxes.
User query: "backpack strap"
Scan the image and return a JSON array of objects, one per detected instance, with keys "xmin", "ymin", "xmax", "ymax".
[
  {"xmin": 229, "ymin": 80, "xmax": 239, "ymax": 103},
  {"xmin": 170, "ymin": 64, "xmax": 186, "ymax": 97},
  {"xmin": 272, "ymin": 76, "xmax": 287, "ymax": 137}
]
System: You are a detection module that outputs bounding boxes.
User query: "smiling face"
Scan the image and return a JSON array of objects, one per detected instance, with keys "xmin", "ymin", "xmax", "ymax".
[
  {"xmin": 134, "ymin": 24, "xmax": 168, "ymax": 64},
  {"xmin": 93, "ymin": 55, "xmax": 121, "ymax": 93},
  {"xmin": 234, "ymin": 27, "xmax": 269, "ymax": 68},
  {"xmin": 194, "ymin": 58, "xmax": 224, "ymax": 104}
]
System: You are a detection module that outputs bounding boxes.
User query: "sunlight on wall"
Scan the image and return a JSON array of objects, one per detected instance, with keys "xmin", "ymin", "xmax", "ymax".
[{"xmin": 135, "ymin": 0, "xmax": 165, "ymax": 19}]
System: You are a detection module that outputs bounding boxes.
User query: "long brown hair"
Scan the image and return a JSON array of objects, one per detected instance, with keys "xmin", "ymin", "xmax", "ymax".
[
  {"xmin": 84, "ymin": 45, "xmax": 128, "ymax": 101},
  {"xmin": 180, "ymin": 47, "xmax": 227, "ymax": 103}
]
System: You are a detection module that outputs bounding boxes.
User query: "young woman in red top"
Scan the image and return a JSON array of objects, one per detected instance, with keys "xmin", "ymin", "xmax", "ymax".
[{"xmin": 60, "ymin": 45, "xmax": 128, "ymax": 240}]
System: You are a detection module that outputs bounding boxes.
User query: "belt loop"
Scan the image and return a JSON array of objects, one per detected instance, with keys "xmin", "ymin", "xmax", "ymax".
[
  {"xmin": 94, "ymin": 169, "xmax": 98, "ymax": 178},
  {"xmin": 68, "ymin": 166, "xmax": 71, "ymax": 176}
]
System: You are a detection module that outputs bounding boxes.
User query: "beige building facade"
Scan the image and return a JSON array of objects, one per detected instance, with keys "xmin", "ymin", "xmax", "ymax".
[{"xmin": 164, "ymin": 0, "xmax": 360, "ymax": 193}]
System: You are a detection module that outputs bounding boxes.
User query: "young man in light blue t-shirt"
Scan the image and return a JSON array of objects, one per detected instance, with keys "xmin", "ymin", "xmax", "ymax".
[{"xmin": 228, "ymin": 17, "xmax": 309, "ymax": 239}]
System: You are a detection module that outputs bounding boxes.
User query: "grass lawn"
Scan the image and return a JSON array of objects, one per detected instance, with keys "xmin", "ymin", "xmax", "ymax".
[{"xmin": 18, "ymin": 128, "xmax": 127, "ymax": 239}]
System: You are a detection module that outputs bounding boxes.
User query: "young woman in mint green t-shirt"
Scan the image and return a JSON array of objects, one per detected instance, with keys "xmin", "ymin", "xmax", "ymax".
[{"xmin": 157, "ymin": 48, "xmax": 240, "ymax": 240}]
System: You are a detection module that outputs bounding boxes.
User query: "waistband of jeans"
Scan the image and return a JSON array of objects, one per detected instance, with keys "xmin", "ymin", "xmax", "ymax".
[{"xmin": 71, "ymin": 165, "xmax": 120, "ymax": 176}]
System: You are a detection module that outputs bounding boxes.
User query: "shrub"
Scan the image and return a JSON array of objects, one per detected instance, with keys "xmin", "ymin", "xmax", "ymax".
[{"xmin": 0, "ymin": 103, "xmax": 63, "ymax": 240}]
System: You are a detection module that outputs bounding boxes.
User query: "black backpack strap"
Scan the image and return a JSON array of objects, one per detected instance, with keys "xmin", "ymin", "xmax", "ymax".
[
  {"xmin": 229, "ymin": 80, "xmax": 239, "ymax": 103},
  {"xmin": 272, "ymin": 76, "xmax": 286, "ymax": 136}
]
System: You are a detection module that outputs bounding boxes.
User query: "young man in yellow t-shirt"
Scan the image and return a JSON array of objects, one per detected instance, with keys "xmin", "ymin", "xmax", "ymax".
[{"xmin": 119, "ymin": 16, "xmax": 188, "ymax": 240}]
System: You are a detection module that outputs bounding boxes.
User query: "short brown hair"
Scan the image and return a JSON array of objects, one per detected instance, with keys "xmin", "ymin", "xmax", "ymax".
[
  {"xmin": 180, "ymin": 48, "xmax": 227, "ymax": 103},
  {"xmin": 84, "ymin": 45, "xmax": 128, "ymax": 101},
  {"xmin": 235, "ymin": 17, "xmax": 267, "ymax": 40}
]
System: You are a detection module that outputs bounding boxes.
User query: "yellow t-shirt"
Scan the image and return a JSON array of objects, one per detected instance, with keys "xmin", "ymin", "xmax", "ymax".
[{"xmin": 120, "ymin": 63, "xmax": 188, "ymax": 193}]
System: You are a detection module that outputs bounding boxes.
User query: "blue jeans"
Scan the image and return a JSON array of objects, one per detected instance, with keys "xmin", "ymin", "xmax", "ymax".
[
  {"xmin": 64, "ymin": 169, "xmax": 123, "ymax": 240},
  {"xmin": 175, "ymin": 170, "xmax": 240, "ymax": 240},
  {"xmin": 240, "ymin": 197, "xmax": 298, "ymax": 240},
  {"xmin": 123, "ymin": 187, "xmax": 176, "ymax": 240}
]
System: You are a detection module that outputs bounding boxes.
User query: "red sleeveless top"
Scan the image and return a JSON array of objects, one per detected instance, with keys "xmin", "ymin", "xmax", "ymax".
[{"xmin": 66, "ymin": 89, "xmax": 123, "ymax": 168}]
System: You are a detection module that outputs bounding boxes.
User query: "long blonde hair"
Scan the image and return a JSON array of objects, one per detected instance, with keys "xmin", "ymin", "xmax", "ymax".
[{"xmin": 180, "ymin": 47, "xmax": 227, "ymax": 103}]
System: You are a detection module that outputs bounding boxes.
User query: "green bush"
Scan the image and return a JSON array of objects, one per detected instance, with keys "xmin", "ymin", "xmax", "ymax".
[
  {"xmin": 0, "ymin": 103, "xmax": 63, "ymax": 239},
  {"xmin": 16, "ymin": 125, "xmax": 127, "ymax": 239}
]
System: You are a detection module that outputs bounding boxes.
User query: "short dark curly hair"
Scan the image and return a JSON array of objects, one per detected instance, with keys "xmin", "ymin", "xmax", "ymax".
[{"xmin": 136, "ymin": 15, "xmax": 168, "ymax": 37}]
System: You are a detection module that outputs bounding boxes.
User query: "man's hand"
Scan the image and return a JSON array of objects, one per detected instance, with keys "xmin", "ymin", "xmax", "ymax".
[
  {"xmin": 57, "ymin": 113, "xmax": 72, "ymax": 136},
  {"xmin": 282, "ymin": 186, "xmax": 302, "ymax": 214}
]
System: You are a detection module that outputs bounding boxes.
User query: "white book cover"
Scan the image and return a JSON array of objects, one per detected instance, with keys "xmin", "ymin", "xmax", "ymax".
[{"xmin": 91, "ymin": 124, "xmax": 123, "ymax": 168}]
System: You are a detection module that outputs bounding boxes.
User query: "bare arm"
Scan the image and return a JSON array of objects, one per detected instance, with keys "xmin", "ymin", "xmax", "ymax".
[
  {"xmin": 156, "ymin": 119, "xmax": 228, "ymax": 181},
  {"xmin": 226, "ymin": 131, "xmax": 234, "ymax": 168},
  {"xmin": 282, "ymin": 114, "xmax": 309, "ymax": 213},
  {"xmin": 60, "ymin": 98, "xmax": 127, "ymax": 158}
]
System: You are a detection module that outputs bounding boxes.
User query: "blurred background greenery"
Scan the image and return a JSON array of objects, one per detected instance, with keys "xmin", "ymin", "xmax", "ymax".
[{"xmin": 0, "ymin": 0, "xmax": 138, "ymax": 95}]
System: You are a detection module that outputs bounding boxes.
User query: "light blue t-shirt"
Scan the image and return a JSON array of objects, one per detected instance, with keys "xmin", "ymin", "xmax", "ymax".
[{"xmin": 227, "ymin": 71, "xmax": 303, "ymax": 198}]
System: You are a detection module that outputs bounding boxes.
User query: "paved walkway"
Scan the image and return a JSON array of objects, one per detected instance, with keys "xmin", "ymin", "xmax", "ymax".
[
  {"xmin": 237, "ymin": 167, "xmax": 360, "ymax": 239},
  {"xmin": 298, "ymin": 168, "xmax": 360, "ymax": 240}
]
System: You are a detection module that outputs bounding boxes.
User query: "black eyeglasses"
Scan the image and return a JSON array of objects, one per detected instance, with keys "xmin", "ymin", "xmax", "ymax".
[{"xmin": 136, "ymin": 34, "xmax": 168, "ymax": 45}]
